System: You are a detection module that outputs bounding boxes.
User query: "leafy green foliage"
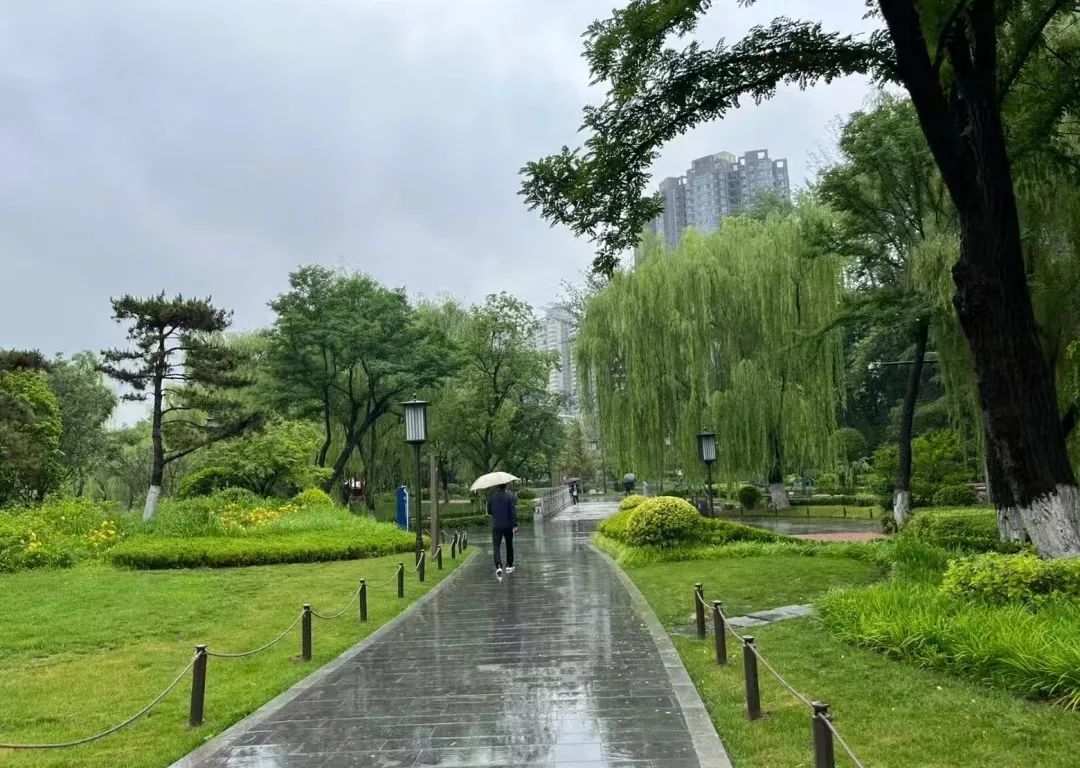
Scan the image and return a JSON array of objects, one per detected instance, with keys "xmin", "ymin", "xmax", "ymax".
[
  {"xmin": 819, "ymin": 583, "xmax": 1080, "ymax": 708},
  {"xmin": 0, "ymin": 367, "xmax": 63, "ymax": 504},
  {"xmin": 0, "ymin": 500, "xmax": 129, "ymax": 571},
  {"xmin": 47, "ymin": 352, "xmax": 117, "ymax": 495},
  {"xmin": 429, "ymin": 293, "xmax": 562, "ymax": 478},
  {"xmin": 625, "ymin": 496, "xmax": 701, "ymax": 547},
  {"xmin": 872, "ymin": 429, "xmax": 977, "ymax": 504},
  {"xmin": 180, "ymin": 419, "xmax": 331, "ymax": 498},
  {"xmin": 904, "ymin": 507, "xmax": 1022, "ymax": 554},
  {"xmin": 108, "ymin": 522, "xmax": 414, "ymax": 569},
  {"xmin": 737, "ymin": 485, "xmax": 762, "ymax": 510},
  {"xmin": 942, "ymin": 553, "xmax": 1080, "ymax": 607},
  {"xmin": 619, "ymin": 494, "xmax": 647, "ymax": 511},
  {"xmin": 576, "ymin": 213, "xmax": 843, "ymax": 486},
  {"xmin": 268, "ymin": 266, "xmax": 455, "ymax": 492},
  {"xmin": 293, "ymin": 487, "xmax": 335, "ymax": 508},
  {"xmin": 933, "ymin": 483, "xmax": 977, "ymax": 507}
]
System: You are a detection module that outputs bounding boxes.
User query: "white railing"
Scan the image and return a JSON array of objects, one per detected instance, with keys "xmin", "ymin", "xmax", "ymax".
[{"xmin": 535, "ymin": 487, "xmax": 573, "ymax": 519}]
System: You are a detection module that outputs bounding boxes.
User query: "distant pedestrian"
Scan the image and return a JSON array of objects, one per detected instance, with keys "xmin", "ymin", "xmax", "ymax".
[
  {"xmin": 570, "ymin": 481, "xmax": 580, "ymax": 505},
  {"xmin": 487, "ymin": 483, "xmax": 518, "ymax": 578}
]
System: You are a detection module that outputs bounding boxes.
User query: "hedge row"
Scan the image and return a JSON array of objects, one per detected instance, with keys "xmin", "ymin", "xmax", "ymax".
[
  {"xmin": 903, "ymin": 507, "xmax": 1023, "ymax": 553},
  {"xmin": 109, "ymin": 527, "xmax": 415, "ymax": 570},
  {"xmin": 598, "ymin": 496, "xmax": 781, "ymax": 549}
]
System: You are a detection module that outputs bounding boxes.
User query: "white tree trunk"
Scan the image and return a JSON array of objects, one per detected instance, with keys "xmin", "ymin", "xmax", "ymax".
[
  {"xmin": 768, "ymin": 483, "xmax": 791, "ymax": 511},
  {"xmin": 1016, "ymin": 485, "xmax": 1080, "ymax": 558},
  {"xmin": 997, "ymin": 505, "xmax": 1026, "ymax": 542},
  {"xmin": 142, "ymin": 484, "xmax": 162, "ymax": 522},
  {"xmin": 893, "ymin": 490, "xmax": 912, "ymax": 527}
]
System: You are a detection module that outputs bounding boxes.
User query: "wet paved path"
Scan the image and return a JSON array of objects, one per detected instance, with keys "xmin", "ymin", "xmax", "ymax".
[{"xmin": 174, "ymin": 504, "xmax": 724, "ymax": 768}]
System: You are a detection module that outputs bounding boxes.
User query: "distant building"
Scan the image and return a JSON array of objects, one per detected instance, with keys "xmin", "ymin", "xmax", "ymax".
[
  {"xmin": 534, "ymin": 305, "xmax": 579, "ymax": 420},
  {"xmin": 641, "ymin": 148, "xmax": 790, "ymax": 262}
]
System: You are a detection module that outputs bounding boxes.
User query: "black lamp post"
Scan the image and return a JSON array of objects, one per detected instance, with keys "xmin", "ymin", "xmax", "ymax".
[
  {"xmin": 403, "ymin": 397, "xmax": 428, "ymax": 563},
  {"xmin": 697, "ymin": 430, "xmax": 717, "ymax": 516}
]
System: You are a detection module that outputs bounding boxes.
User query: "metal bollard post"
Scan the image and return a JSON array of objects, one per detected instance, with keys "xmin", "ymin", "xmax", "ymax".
[
  {"xmin": 713, "ymin": 601, "xmax": 727, "ymax": 665},
  {"xmin": 694, "ymin": 584, "xmax": 706, "ymax": 640},
  {"xmin": 359, "ymin": 579, "xmax": 368, "ymax": 623},
  {"xmin": 189, "ymin": 645, "xmax": 207, "ymax": 727},
  {"xmin": 301, "ymin": 604, "xmax": 312, "ymax": 662},
  {"xmin": 812, "ymin": 701, "xmax": 835, "ymax": 768},
  {"xmin": 451, "ymin": 533, "xmax": 458, "ymax": 559},
  {"xmin": 397, "ymin": 563, "xmax": 405, "ymax": 598},
  {"xmin": 419, "ymin": 551, "xmax": 426, "ymax": 583},
  {"xmin": 463, "ymin": 531, "xmax": 468, "ymax": 550},
  {"xmin": 743, "ymin": 636, "xmax": 761, "ymax": 720},
  {"xmin": 437, "ymin": 546, "xmax": 443, "ymax": 570}
]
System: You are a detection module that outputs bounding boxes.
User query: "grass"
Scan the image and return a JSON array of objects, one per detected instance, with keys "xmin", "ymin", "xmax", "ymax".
[
  {"xmin": 615, "ymin": 549, "xmax": 1080, "ymax": 766},
  {"xmin": 0, "ymin": 551, "xmax": 470, "ymax": 768},
  {"xmin": 724, "ymin": 504, "xmax": 880, "ymax": 519}
]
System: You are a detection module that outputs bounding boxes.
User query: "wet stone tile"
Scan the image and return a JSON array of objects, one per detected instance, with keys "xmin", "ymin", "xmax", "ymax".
[{"xmin": 176, "ymin": 516, "xmax": 703, "ymax": 768}]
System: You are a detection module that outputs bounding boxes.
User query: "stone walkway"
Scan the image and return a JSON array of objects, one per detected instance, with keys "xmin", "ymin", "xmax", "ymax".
[{"xmin": 172, "ymin": 504, "xmax": 727, "ymax": 768}]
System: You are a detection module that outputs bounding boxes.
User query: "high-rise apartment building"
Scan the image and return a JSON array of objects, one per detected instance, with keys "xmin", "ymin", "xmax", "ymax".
[
  {"xmin": 534, "ymin": 305, "xmax": 579, "ymax": 420},
  {"xmin": 643, "ymin": 148, "xmax": 790, "ymax": 253}
]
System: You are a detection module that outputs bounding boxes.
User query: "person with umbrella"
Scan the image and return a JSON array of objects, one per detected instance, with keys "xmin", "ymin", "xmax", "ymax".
[{"xmin": 471, "ymin": 471, "xmax": 519, "ymax": 579}]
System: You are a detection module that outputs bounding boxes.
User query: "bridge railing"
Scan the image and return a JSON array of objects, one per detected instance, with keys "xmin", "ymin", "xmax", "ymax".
[{"xmin": 536, "ymin": 487, "xmax": 573, "ymax": 519}]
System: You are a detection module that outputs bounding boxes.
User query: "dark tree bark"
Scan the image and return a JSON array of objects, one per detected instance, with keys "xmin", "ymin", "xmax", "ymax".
[
  {"xmin": 893, "ymin": 316, "xmax": 929, "ymax": 526},
  {"xmin": 879, "ymin": 0, "xmax": 1080, "ymax": 555}
]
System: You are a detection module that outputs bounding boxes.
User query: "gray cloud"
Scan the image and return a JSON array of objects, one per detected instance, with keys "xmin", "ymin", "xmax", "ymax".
[{"xmin": 0, "ymin": 0, "xmax": 877, "ymax": 377}]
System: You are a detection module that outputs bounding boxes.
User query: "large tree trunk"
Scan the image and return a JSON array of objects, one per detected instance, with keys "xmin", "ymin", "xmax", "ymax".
[
  {"xmin": 881, "ymin": 0, "xmax": 1080, "ymax": 556},
  {"xmin": 143, "ymin": 342, "xmax": 166, "ymax": 522},
  {"xmin": 894, "ymin": 316, "xmax": 929, "ymax": 527},
  {"xmin": 316, "ymin": 386, "xmax": 333, "ymax": 468},
  {"xmin": 362, "ymin": 423, "xmax": 378, "ymax": 511},
  {"xmin": 766, "ymin": 427, "xmax": 791, "ymax": 510}
]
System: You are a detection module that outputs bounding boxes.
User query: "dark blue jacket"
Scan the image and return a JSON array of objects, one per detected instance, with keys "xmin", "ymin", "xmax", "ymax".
[{"xmin": 487, "ymin": 489, "xmax": 518, "ymax": 531}]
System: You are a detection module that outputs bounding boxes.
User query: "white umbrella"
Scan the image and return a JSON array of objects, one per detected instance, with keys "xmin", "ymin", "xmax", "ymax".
[{"xmin": 470, "ymin": 471, "xmax": 520, "ymax": 492}]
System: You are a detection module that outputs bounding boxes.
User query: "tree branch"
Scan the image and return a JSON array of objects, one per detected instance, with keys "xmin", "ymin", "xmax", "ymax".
[{"xmin": 999, "ymin": 0, "xmax": 1074, "ymax": 104}]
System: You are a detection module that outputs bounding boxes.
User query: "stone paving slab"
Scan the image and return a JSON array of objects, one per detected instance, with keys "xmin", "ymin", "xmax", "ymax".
[{"xmin": 172, "ymin": 505, "xmax": 727, "ymax": 768}]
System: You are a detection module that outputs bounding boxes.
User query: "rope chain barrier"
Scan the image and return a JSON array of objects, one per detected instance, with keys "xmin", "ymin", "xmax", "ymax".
[
  {"xmin": 819, "ymin": 711, "xmax": 868, "ymax": 768},
  {"xmin": 0, "ymin": 653, "xmax": 199, "ymax": 750},
  {"xmin": 206, "ymin": 611, "xmax": 304, "ymax": 658},
  {"xmin": 700, "ymin": 584, "xmax": 872, "ymax": 767},
  {"xmin": 408, "ymin": 550, "xmax": 426, "ymax": 573},
  {"xmin": 365, "ymin": 564, "xmax": 404, "ymax": 589},
  {"xmin": 311, "ymin": 587, "xmax": 361, "ymax": 620}
]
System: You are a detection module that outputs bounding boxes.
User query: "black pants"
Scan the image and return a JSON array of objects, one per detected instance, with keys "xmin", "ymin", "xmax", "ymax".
[{"xmin": 492, "ymin": 528, "xmax": 514, "ymax": 568}]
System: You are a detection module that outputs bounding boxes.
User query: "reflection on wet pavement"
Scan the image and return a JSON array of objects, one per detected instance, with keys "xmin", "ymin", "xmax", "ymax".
[{"xmin": 176, "ymin": 504, "xmax": 705, "ymax": 768}]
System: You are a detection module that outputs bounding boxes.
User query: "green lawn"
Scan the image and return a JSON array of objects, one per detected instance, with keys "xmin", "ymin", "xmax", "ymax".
[
  {"xmin": 620, "ymin": 553, "xmax": 1080, "ymax": 767},
  {"xmin": 722, "ymin": 504, "xmax": 881, "ymax": 520},
  {"xmin": 0, "ymin": 551, "xmax": 469, "ymax": 768}
]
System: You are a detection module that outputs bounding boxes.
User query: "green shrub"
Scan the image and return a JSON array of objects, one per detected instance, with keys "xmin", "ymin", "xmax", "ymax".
[
  {"xmin": 699, "ymin": 517, "xmax": 782, "ymax": 545},
  {"xmin": 903, "ymin": 507, "xmax": 1021, "ymax": 553},
  {"xmin": 619, "ymin": 494, "xmax": 648, "ymax": 512},
  {"xmin": 815, "ymin": 472, "xmax": 839, "ymax": 493},
  {"xmin": 941, "ymin": 553, "xmax": 1080, "ymax": 606},
  {"xmin": 625, "ymin": 496, "xmax": 701, "ymax": 547},
  {"xmin": 0, "ymin": 500, "xmax": 130, "ymax": 571},
  {"xmin": 293, "ymin": 487, "xmax": 335, "ymax": 508},
  {"xmin": 791, "ymin": 494, "xmax": 865, "ymax": 506},
  {"xmin": 109, "ymin": 519, "xmax": 415, "ymax": 569},
  {"xmin": 515, "ymin": 487, "xmax": 537, "ymax": 500},
  {"xmin": 933, "ymin": 484, "xmax": 977, "ymax": 507},
  {"xmin": 177, "ymin": 466, "xmax": 236, "ymax": 499},
  {"xmin": 597, "ymin": 508, "xmax": 634, "ymax": 541},
  {"xmin": 737, "ymin": 485, "xmax": 762, "ymax": 510},
  {"xmin": 819, "ymin": 582, "xmax": 1080, "ymax": 707}
]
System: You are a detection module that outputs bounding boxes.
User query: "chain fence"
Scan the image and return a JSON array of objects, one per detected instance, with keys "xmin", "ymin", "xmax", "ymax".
[
  {"xmin": 1, "ymin": 543, "xmax": 470, "ymax": 752},
  {"xmin": 694, "ymin": 585, "xmax": 869, "ymax": 768}
]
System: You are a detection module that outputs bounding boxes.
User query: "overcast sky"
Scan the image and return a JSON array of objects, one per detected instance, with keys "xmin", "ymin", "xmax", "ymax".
[{"xmin": 1, "ymin": 1, "xmax": 878, "ymax": 370}]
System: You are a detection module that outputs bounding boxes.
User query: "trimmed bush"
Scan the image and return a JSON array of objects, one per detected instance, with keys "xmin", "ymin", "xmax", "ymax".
[
  {"xmin": 293, "ymin": 487, "xmax": 335, "ymax": 508},
  {"xmin": 625, "ymin": 496, "xmax": 702, "ymax": 547},
  {"xmin": 819, "ymin": 582, "xmax": 1080, "ymax": 708},
  {"xmin": 515, "ymin": 487, "xmax": 537, "ymax": 500},
  {"xmin": 933, "ymin": 483, "xmax": 977, "ymax": 507},
  {"xmin": 699, "ymin": 517, "xmax": 782, "ymax": 545},
  {"xmin": 737, "ymin": 485, "xmax": 762, "ymax": 510},
  {"xmin": 619, "ymin": 494, "xmax": 648, "ymax": 512},
  {"xmin": 941, "ymin": 553, "xmax": 1080, "ymax": 606},
  {"xmin": 597, "ymin": 508, "xmax": 634, "ymax": 542},
  {"xmin": 903, "ymin": 507, "xmax": 1022, "ymax": 553},
  {"xmin": 109, "ymin": 520, "xmax": 415, "ymax": 569}
]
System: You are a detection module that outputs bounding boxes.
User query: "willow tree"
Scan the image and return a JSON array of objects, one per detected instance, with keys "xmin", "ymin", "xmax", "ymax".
[
  {"xmin": 524, "ymin": 0, "xmax": 1080, "ymax": 555},
  {"xmin": 577, "ymin": 211, "xmax": 844, "ymax": 508}
]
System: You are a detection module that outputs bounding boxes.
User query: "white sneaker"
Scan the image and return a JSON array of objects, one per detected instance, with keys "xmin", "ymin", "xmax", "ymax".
[
  {"xmin": 506, "ymin": 566, "xmax": 516, "ymax": 574},
  {"xmin": 495, "ymin": 567, "xmax": 504, "ymax": 579}
]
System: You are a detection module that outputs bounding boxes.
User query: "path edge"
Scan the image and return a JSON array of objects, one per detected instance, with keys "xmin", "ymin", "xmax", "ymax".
[
  {"xmin": 589, "ymin": 542, "xmax": 734, "ymax": 768},
  {"xmin": 168, "ymin": 551, "xmax": 478, "ymax": 768}
]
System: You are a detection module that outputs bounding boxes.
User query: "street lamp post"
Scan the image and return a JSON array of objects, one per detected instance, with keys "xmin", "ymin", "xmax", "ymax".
[
  {"xmin": 697, "ymin": 431, "xmax": 717, "ymax": 517},
  {"xmin": 402, "ymin": 397, "xmax": 429, "ymax": 564}
]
